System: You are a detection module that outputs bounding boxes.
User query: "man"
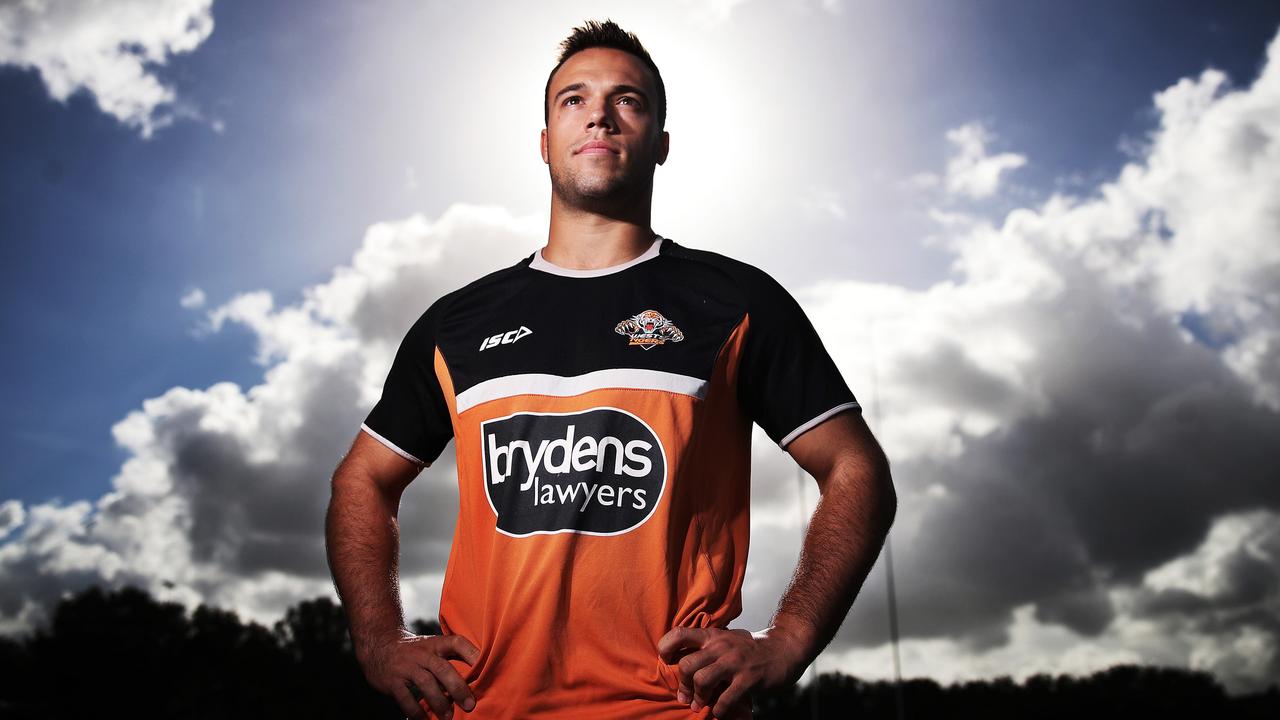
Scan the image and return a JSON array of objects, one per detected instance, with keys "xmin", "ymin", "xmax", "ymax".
[{"xmin": 326, "ymin": 18, "xmax": 896, "ymax": 720}]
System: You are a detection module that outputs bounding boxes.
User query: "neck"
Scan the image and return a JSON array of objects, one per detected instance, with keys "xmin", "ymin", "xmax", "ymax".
[{"xmin": 543, "ymin": 190, "xmax": 656, "ymax": 270}]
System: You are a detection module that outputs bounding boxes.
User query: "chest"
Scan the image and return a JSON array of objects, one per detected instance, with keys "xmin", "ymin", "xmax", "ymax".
[{"xmin": 435, "ymin": 274, "xmax": 746, "ymax": 400}]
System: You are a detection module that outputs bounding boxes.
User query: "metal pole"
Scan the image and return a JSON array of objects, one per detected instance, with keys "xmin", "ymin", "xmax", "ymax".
[
  {"xmin": 885, "ymin": 534, "xmax": 905, "ymax": 720},
  {"xmin": 868, "ymin": 316, "xmax": 906, "ymax": 720}
]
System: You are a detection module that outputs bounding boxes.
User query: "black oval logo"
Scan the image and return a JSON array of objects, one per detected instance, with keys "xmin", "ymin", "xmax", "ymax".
[{"xmin": 481, "ymin": 407, "xmax": 667, "ymax": 536}]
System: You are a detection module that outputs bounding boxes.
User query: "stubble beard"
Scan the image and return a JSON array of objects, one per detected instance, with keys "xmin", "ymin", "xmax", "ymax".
[{"xmin": 550, "ymin": 147, "xmax": 654, "ymax": 215}]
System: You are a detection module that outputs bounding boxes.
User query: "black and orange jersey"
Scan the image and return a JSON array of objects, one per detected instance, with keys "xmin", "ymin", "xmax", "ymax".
[{"xmin": 360, "ymin": 234, "xmax": 860, "ymax": 720}]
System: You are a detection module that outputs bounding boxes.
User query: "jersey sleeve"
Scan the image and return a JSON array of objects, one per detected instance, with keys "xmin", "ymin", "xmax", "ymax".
[
  {"xmin": 360, "ymin": 304, "xmax": 454, "ymax": 466},
  {"xmin": 737, "ymin": 268, "xmax": 861, "ymax": 449}
]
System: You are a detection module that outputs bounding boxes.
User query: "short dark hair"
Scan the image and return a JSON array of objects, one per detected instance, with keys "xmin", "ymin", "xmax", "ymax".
[{"xmin": 543, "ymin": 19, "xmax": 667, "ymax": 132}]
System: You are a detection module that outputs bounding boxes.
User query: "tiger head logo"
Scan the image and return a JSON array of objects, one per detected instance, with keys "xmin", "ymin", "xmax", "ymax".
[{"xmin": 615, "ymin": 309, "xmax": 684, "ymax": 350}]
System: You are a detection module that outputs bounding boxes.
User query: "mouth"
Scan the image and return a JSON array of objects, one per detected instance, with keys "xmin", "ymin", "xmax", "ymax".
[{"xmin": 576, "ymin": 141, "xmax": 620, "ymax": 155}]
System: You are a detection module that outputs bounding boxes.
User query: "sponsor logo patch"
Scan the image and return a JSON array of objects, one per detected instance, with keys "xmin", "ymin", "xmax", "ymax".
[
  {"xmin": 615, "ymin": 309, "xmax": 684, "ymax": 350},
  {"xmin": 481, "ymin": 407, "xmax": 666, "ymax": 537}
]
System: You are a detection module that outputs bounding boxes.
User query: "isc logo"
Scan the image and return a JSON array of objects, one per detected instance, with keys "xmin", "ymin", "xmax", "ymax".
[{"xmin": 480, "ymin": 326, "xmax": 532, "ymax": 351}]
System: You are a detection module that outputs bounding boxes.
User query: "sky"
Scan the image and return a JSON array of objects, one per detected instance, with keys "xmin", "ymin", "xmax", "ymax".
[{"xmin": 2, "ymin": 0, "xmax": 1280, "ymax": 697}]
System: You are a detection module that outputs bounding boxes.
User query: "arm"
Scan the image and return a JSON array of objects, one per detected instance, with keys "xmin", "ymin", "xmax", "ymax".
[
  {"xmin": 325, "ymin": 429, "xmax": 422, "ymax": 661},
  {"xmin": 326, "ymin": 431, "xmax": 479, "ymax": 720},
  {"xmin": 767, "ymin": 409, "xmax": 897, "ymax": 674},
  {"xmin": 658, "ymin": 410, "xmax": 896, "ymax": 718}
]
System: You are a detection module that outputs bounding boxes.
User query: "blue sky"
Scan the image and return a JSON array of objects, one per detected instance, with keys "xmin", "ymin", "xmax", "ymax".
[
  {"xmin": 4, "ymin": 1, "xmax": 1278, "ymax": 508},
  {"xmin": 3, "ymin": 0, "xmax": 1280, "ymax": 695}
]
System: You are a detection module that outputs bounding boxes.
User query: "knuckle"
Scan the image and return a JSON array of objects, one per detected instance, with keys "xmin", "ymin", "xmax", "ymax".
[{"xmin": 420, "ymin": 653, "xmax": 446, "ymax": 673}]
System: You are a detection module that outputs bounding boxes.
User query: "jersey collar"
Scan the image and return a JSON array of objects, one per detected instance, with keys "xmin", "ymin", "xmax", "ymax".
[{"xmin": 528, "ymin": 235, "xmax": 665, "ymax": 278}]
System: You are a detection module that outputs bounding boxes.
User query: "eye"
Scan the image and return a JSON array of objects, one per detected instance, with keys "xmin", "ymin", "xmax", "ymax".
[
  {"xmin": 618, "ymin": 96, "xmax": 638, "ymax": 106},
  {"xmin": 563, "ymin": 96, "xmax": 582, "ymax": 106}
]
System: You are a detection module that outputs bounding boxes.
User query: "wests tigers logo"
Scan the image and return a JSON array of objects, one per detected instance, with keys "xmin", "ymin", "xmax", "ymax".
[{"xmin": 615, "ymin": 309, "xmax": 684, "ymax": 350}]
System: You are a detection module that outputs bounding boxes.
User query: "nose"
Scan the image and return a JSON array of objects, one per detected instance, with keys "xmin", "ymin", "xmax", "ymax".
[{"xmin": 587, "ymin": 97, "xmax": 615, "ymax": 132}]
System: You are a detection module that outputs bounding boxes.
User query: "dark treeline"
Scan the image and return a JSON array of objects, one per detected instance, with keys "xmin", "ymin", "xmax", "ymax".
[{"xmin": 0, "ymin": 584, "xmax": 1274, "ymax": 719}]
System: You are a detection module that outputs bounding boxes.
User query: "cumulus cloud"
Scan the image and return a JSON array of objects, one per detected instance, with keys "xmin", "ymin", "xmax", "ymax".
[
  {"xmin": 0, "ymin": 0, "xmax": 216, "ymax": 138},
  {"xmin": 790, "ymin": 29, "xmax": 1280, "ymax": 693},
  {"xmin": 0, "ymin": 500, "xmax": 23, "ymax": 541},
  {"xmin": 940, "ymin": 121, "xmax": 1028, "ymax": 199},
  {"xmin": 0, "ymin": 203, "xmax": 542, "ymax": 630},
  {"xmin": 2, "ymin": 20, "xmax": 1280, "ymax": 700}
]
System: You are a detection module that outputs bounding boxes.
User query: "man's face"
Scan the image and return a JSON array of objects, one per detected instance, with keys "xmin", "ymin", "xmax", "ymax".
[{"xmin": 541, "ymin": 47, "xmax": 669, "ymax": 208}]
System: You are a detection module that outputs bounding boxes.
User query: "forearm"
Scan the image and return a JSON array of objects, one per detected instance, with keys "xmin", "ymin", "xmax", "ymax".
[
  {"xmin": 325, "ymin": 466, "xmax": 412, "ymax": 661},
  {"xmin": 770, "ymin": 463, "xmax": 896, "ymax": 666}
]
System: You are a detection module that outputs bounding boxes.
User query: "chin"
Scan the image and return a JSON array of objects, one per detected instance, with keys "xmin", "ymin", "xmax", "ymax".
[{"xmin": 555, "ymin": 176, "xmax": 624, "ymax": 199}]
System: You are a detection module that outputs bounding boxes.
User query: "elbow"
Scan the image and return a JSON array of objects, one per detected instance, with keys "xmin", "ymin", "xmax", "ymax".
[
  {"xmin": 874, "ymin": 452, "xmax": 897, "ymax": 531},
  {"xmin": 826, "ymin": 449, "xmax": 896, "ymax": 531},
  {"xmin": 881, "ymin": 480, "xmax": 898, "ymax": 533}
]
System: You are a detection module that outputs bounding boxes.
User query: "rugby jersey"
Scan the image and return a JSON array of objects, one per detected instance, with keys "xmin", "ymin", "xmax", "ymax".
[{"xmin": 360, "ymin": 234, "xmax": 860, "ymax": 720}]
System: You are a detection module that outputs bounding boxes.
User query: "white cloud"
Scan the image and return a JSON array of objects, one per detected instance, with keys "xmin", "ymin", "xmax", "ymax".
[
  {"xmin": 0, "ymin": 202, "xmax": 541, "ymax": 630},
  {"xmin": 812, "ymin": 510, "xmax": 1280, "ymax": 695},
  {"xmin": 1144, "ymin": 509, "xmax": 1279, "ymax": 600},
  {"xmin": 0, "ymin": 500, "xmax": 24, "ymax": 541},
  {"xmin": 2, "ymin": 19, "xmax": 1280, "ymax": 699},
  {"xmin": 0, "ymin": 0, "xmax": 216, "ymax": 138},
  {"xmin": 1129, "ymin": 509, "xmax": 1280, "ymax": 691},
  {"xmin": 786, "ymin": 29, "xmax": 1280, "ymax": 694},
  {"xmin": 942, "ymin": 122, "xmax": 1028, "ymax": 199},
  {"xmin": 179, "ymin": 287, "xmax": 206, "ymax": 309}
]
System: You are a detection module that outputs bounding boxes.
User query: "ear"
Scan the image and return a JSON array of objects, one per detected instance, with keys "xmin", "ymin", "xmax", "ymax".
[
  {"xmin": 656, "ymin": 130, "xmax": 670, "ymax": 166},
  {"xmin": 540, "ymin": 128, "xmax": 549, "ymax": 165}
]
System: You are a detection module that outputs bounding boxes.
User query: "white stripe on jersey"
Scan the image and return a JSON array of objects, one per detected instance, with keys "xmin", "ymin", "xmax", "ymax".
[
  {"xmin": 360, "ymin": 422, "xmax": 427, "ymax": 465},
  {"xmin": 779, "ymin": 401, "xmax": 862, "ymax": 449},
  {"xmin": 455, "ymin": 368, "xmax": 707, "ymax": 413}
]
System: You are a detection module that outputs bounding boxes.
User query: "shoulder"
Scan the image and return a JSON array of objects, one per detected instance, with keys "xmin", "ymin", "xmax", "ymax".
[
  {"xmin": 409, "ymin": 254, "xmax": 537, "ymax": 338},
  {"xmin": 659, "ymin": 239, "xmax": 796, "ymax": 309}
]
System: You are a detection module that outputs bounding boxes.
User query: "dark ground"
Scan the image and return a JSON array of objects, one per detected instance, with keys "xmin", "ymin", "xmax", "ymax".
[{"xmin": 0, "ymin": 584, "xmax": 1274, "ymax": 719}]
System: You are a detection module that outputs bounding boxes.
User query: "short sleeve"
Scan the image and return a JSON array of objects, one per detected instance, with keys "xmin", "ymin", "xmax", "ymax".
[
  {"xmin": 737, "ymin": 269, "xmax": 861, "ymax": 448},
  {"xmin": 360, "ymin": 306, "xmax": 454, "ymax": 466}
]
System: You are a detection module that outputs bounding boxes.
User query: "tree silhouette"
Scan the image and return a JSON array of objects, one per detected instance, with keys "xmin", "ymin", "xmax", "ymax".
[
  {"xmin": 271, "ymin": 596, "xmax": 398, "ymax": 718},
  {"xmin": 178, "ymin": 604, "xmax": 294, "ymax": 717},
  {"xmin": 0, "ymin": 583, "xmax": 1274, "ymax": 719}
]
